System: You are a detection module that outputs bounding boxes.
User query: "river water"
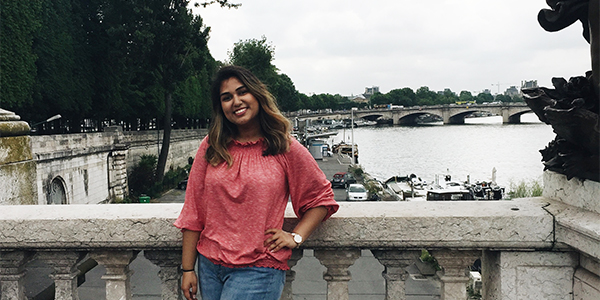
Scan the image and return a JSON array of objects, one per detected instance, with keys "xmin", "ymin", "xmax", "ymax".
[{"xmin": 328, "ymin": 113, "xmax": 556, "ymax": 187}]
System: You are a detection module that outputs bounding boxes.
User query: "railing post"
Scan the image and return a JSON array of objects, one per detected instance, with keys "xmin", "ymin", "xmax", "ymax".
[
  {"xmin": 37, "ymin": 251, "xmax": 85, "ymax": 300},
  {"xmin": 314, "ymin": 249, "xmax": 360, "ymax": 300},
  {"xmin": 430, "ymin": 250, "xmax": 480, "ymax": 300},
  {"xmin": 281, "ymin": 249, "xmax": 303, "ymax": 300},
  {"xmin": 144, "ymin": 250, "xmax": 182, "ymax": 300},
  {"xmin": 91, "ymin": 250, "xmax": 137, "ymax": 300},
  {"xmin": 0, "ymin": 251, "xmax": 32, "ymax": 300},
  {"xmin": 372, "ymin": 250, "xmax": 420, "ymax": 300}
]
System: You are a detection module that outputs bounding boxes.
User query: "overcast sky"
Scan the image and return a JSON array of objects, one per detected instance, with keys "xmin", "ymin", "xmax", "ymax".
[{"xmin": 193, "ymin": 0, "xmax": 591, "ymax": 96}]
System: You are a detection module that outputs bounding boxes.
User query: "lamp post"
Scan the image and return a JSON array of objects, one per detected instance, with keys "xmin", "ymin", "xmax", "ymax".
[
  {"xmin": 351, "ymin": 107, "xmax": 357, "ymax": 165},
  {"xmin": 31, "ymin": 114, "xmax": 62, "ymax": 132}
]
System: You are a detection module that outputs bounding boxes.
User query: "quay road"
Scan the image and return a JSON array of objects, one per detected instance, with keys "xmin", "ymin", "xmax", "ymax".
[{"xmin": 74, "ymin": 154, "xmax": 441, "ymax": 300}]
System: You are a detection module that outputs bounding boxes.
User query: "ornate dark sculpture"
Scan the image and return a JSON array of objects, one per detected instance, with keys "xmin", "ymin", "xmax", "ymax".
[{"xmin": 522, "ymin": 0, "xmax": 599, "ymax": 182}]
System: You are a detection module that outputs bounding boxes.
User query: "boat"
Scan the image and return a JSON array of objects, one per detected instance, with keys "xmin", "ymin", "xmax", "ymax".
[
  {"xmin": 426, "ymin": 189, "xmax": 475, "ymax": 201},
  {"xmin": 384, "ymin": 174, "xmax": 428, "ymax": 200}
]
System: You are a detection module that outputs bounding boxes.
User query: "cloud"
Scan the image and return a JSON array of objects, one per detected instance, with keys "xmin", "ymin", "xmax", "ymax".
[{"xmin": 196, "ymin": 0, "xmax": 591, "ymax": 95}]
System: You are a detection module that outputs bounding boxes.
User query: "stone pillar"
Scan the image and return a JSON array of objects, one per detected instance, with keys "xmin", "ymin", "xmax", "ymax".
[
  {"xmin": 482, "ymin": 250, "xmax": 578, "ymax": 300},
  {"xmin": 280, "ymin": 249, "xmax": 303, "ymax": 300},
  {"xmin": 108, "ymin": 146, "xmax": 129, "ymax": 202},
  {"xmin": 144, "ymin": 250, "xmax": 182, "ymax": 300},
  {"xmin": 36, "ymin": 251, "xmax": 85, "ymax": 300},
  {"xmin": 91, "ymin": 250, "xmax": 137, "ymax": 300},
  {"xmin": 372, "ymin": 250, "xmax": 420, "ymax": 300},
  {"xmin": 430, "ymin": 250, "xmax": 480, "ymax": 300},
  {"xmin": 314, "ymin": 249, "xmax": 360, "ymax": 300},
  {"xmin": 0, "ymin": 108, "xmax": 37, "ymax": 205},
  {"xmin": 0, "ymin": 251, "xmax": 32, "ymax": 300}
]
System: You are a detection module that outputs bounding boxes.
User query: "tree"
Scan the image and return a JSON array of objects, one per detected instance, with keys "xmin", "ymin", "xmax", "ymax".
[
  {"xmin": 416, "ymin": 86, "xmax": 438, "ymax": 106},
  {"xmin": 228, "ymin": 36, "xmax": 299, "ymax": 112},
  {"xmin": 0, "ymin": 0, "xmax": 42, "ymax": 114},
  {"xmin": 29, "ymin": 0, "xmax": 94, "ymax": 130},
  {"xmin": 475, "ymin": 92, "xmax": 494, "ymax": 103},
  {"xmin": 459, "ymin": 91, "xmax": 474, "ymax": 103}
]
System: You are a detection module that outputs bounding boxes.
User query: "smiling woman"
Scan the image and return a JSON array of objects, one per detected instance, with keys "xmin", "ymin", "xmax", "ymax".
[{"xmin": 174, "ymin": 65, "xmax": 339, "ymax": 300}]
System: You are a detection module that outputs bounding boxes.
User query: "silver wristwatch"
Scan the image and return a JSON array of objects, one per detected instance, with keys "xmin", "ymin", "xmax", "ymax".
[{"xmin": 291, "ymin": 232, "xmax": 303, "ymax": 245}]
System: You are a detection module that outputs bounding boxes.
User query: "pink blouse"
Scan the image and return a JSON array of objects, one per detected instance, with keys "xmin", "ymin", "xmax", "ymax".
[{"xmin": 174, "ymin": 136, "xmax": 338, "ymax": 270}]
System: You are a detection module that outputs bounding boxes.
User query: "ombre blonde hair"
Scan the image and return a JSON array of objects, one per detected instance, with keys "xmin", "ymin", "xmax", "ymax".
[{"xmin": 205, "ymin": 65, "xmax": 291, "ymax": 166}]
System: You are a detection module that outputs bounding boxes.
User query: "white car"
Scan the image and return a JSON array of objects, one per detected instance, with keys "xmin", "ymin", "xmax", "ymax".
[{"xmin": 346, "ymin": 184, "xmax": 368, "ymax": 201}]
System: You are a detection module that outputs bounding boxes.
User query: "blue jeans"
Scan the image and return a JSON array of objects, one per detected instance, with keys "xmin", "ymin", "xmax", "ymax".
[{"xmin": 198, "ymin": 254, "xmax": 285, "ymax": 300}]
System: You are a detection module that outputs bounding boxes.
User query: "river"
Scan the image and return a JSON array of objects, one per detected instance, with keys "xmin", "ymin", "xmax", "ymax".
[{"xmin": 328, "ymin": 113, "xmax": 556, "ymax": 188}]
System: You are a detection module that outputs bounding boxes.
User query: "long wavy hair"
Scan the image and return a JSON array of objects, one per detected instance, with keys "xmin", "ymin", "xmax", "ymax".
[{"xmin": 205, "ymin": 65, "xmax": 291, "ymax": 167}]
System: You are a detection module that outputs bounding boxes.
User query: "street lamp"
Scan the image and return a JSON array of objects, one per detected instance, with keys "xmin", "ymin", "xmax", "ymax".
[
  {"xmin": 351, "ymin": 107, "xmax": 357, "ymax": 165},
  {"xmin": 31, "ymin": 114, "xmax": 62, "ymax": 131}
]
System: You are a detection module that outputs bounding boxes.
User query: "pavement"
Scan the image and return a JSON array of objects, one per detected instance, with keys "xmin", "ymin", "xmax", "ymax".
[{"xmin": 70, "ymin": 154, "xmax": 442, "ymax": 299}]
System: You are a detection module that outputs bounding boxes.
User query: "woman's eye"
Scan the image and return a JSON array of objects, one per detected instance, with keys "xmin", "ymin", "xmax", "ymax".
[
  {"xmin": 238, "ymin": 89, "xmax": 248, "ymax": 95},
  {"xmin": 221, "ymin": 95, "xmax": 232, "ymax": 102}
]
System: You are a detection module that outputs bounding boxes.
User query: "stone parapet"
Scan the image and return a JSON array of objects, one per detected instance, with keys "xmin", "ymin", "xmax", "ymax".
[
  {"xmin": 290, "ymin": 198, "xmax": 554, "ymax": 250},
  {"xmin": 543, "ymin": 171, "xmax": 600, "ymax": 214},
  {"xmin": 0, "ymin": 199, "xmax": 597, "ymax": 300},
  {"xmin": 0, "ymin": 200, "xmax": 554, "ymax": 251}
]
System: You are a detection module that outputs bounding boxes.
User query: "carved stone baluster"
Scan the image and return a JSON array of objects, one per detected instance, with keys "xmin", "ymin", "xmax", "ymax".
[
  {"xmin": 280, "ymin": 249, "xmax": 303, "ymax": 300},
  {"xmin": 0, "ymin": 251, "xmax": 32, "ymax": 300},
  {"xmin": 37, "ymin": 251, "xmax": 85, "ymax": 300},
  {"xmin": 314, "ymin": 249, "xmax": 360, "ymax": 300},
  {"xmin": 372, "ymin": 250, "xmax": 420, "ymax": 300},
  {"xmin": 144, "ymin": 250, "xmax": 182, "ymax": 300},
  {"xmin": 430, "ymin": 250, "xmax": 480, "ymax": 300},
  {"xmin": 91, "ymin": 250, "xmax": 137, "ymax": 300}
]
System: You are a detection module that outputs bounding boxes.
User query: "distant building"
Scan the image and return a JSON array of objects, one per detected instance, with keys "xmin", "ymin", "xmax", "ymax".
[
  {"xmin": 364, "ymin": 86, "xmax": 379, "ymax": 99},
  {"xmin": 505, "ymin": 86, "xmax": 520, "ymax": 97},
  {"xmin": 349, "ymin": 94, "xmax": 368, "ymax": 103},
  {"xmin": 521, "ymin": 80, "xmax": 538, "ymax": 89},
  {"xmin": 481, "ymin": 89, "xmax": 492, "ymax": 95}
]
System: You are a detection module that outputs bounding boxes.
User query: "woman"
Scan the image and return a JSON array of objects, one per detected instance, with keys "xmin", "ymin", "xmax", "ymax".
[{"xmin": 174, "ymin": 65, "xmax": 338, "ymax": 300}]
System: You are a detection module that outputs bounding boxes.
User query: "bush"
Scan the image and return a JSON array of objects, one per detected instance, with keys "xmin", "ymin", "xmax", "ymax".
[
  {"xmin": 162, "ymin": 166, "xmax": 188, "ymax": 189},
  {"xmin": 508, "ymin": 178, "xmax": 543, "ymax": 199},
  {"xmin": 128, "ymin": 155, "xmax": 159, "ymax": 198}
]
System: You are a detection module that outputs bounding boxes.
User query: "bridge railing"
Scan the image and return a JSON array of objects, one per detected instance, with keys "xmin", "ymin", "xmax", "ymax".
[{"xmin": 2, "ymin": 193, "xmax": 597, "ymax": 300}]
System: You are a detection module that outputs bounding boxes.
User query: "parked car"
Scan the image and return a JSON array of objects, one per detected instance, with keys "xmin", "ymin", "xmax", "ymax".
[
  {"xmin": 331, "ymin": 172, "xmax": 356, "ymax": 188},
  {"xmin": 346, "ymin": 184, "xmax": 368, "ymax": 201},
  {"xmin": 177, "ymin": 179, "xmax": 188, "ymax": 190}
]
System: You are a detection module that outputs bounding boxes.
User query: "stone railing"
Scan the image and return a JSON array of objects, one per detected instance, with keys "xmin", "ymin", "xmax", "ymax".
[{"xmin": 2, "ymin": 186, "xmax": 599, "ymax": 300}]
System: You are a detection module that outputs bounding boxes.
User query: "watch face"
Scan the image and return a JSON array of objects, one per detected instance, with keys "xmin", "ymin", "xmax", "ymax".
[{"xmin": 293, "ymin": 234, "xmax": 302, "ymax": 243}]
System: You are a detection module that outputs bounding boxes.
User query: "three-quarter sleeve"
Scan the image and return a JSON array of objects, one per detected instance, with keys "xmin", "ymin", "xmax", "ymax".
[
  {"xmin": 283, "ymin": 139, "xmax": 338, "ymax": 220},
  {"xmin": 173, "ymin": 137, "xmax": 210, "ymax": 232}
]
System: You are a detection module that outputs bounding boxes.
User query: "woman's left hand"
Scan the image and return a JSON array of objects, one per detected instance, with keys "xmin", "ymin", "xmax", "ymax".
[{"xmin": 264, "ymin": 228, "xmax": 297, "ymax": 252}]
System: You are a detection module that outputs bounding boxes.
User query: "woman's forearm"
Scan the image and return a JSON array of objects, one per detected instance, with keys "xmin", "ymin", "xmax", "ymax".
[
  {"xmin": 182, "ymin": 230, "xmax": 201, "ymax": 270},
  {"xmin": 292, "ymin": 206, "xmax": 328, "ymax": 242}
]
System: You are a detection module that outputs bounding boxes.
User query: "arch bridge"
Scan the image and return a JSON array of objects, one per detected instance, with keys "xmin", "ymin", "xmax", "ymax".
[{"xmin": 297, "ymin": 103, "xmax": 532, "ymax": 125}]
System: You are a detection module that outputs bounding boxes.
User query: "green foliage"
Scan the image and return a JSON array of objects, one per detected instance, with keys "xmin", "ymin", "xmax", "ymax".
[
  {"xmin": 162, "ymin": 167, "xmax": 189, "ymax": 190},
  {"xmin": 0, "ymin": 0, "xmax": 42, "ymax": 111},
  {"xmin": 128, "ymin": 155, "xmax": 159, "ymax": 198},
  {"xmin": 420, "ymin": 249, "xmax": 441, "ymax": 271},
  {"xmin": 2, "ymin": 0, "xmax": 215, "ymax": 131},
  {"xmin": 507, "ymin": 178, "xmax": 543, "ymax": 199}
]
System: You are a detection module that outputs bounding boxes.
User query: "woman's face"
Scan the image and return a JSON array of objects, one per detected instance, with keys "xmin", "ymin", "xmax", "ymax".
[{"xmin": 219, "ymin": 77, "xmax": 261, "ymax": 131}]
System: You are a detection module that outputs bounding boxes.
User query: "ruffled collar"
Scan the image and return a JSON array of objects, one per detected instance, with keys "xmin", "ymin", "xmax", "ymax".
[{"xmin": 230, "ymin": 138, "xmax": 264, "ymax": 146}]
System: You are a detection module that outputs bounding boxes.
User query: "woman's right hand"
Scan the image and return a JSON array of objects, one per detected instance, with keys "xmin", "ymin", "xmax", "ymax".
[{"xmin": 181, "ymin": 271, "xmax": 198, "ymax": 300}]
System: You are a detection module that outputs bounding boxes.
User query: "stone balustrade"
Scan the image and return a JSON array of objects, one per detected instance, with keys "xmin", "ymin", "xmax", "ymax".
[{"xmin": 2, "ymin": 193, "xmax": 598, "ymax": 300}]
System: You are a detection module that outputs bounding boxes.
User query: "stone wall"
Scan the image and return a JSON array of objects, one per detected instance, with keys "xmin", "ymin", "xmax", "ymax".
[
  {"xmin": 122, "ymin": 128, "xmax": 206, "ymax": 173},
  {"xmin": 27, "ymin": 127, "xmax": 206, "ymax": 204}
]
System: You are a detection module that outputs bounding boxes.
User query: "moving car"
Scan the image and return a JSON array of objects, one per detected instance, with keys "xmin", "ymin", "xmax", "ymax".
[
  {"xmin": 346, "ymin": 183, "xmax": 368, "ymax": 201},
  {"xmin": 331, "ymin": 172, "xmax": 356, "ymax": 188}
]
